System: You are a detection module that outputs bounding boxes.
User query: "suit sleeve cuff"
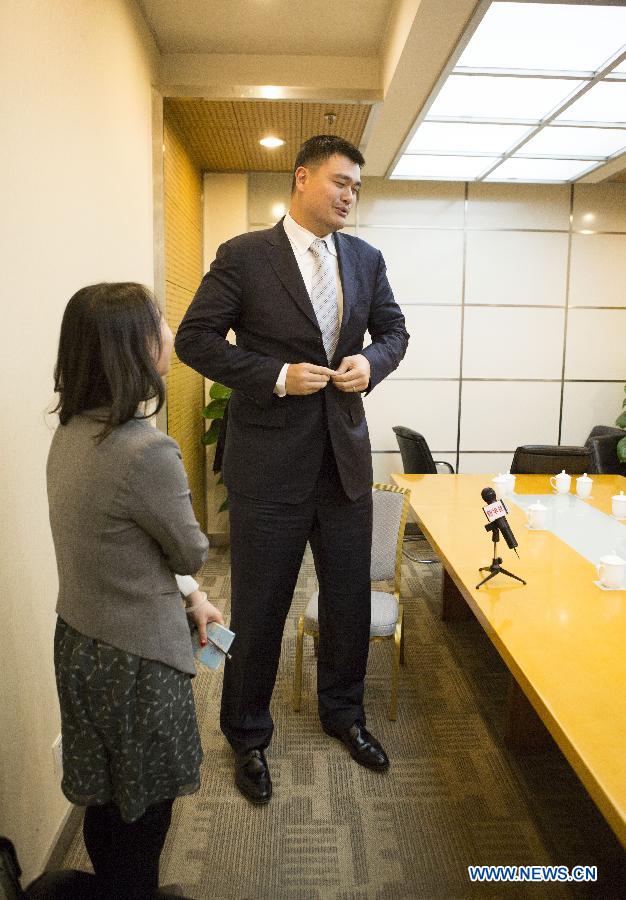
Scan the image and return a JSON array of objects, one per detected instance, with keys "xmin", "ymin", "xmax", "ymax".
[{"xmin": 274, "ymin": 363, "xmax": 289, "ymax": 397}]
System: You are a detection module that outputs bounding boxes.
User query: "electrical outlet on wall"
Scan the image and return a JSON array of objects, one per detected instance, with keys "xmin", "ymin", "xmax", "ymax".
[{"xmin": 52, "ymin": 734, "xmax": 63, "ymax": 779}]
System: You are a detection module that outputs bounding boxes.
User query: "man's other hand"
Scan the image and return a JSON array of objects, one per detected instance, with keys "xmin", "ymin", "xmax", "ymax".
[
  {"xmin": 331, "ymin": 354, "xmax": 371, "ymax": 393},
  {"xmin": 286, "ymin": 363, "xmax": 335, "ymax": 395}
]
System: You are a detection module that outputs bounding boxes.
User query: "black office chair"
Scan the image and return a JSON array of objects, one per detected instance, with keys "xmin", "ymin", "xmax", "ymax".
[
  {"xmin": 392, "ymin": 426, "xmax": 455, "ymax": 475},
  {"xmin": 584, "ymin": 425, "xmax": 623, "ymax": 444},
  {"xmin": 392, "ymin": 426, "xmax": 455, "ymax": 562},
  {"xmin": 510, "ymin": 445, "xmax": 594, "ymax": 475},
  {"xmin": 587, "ymin": 432, "xmax": 626, "ymax": 476}
]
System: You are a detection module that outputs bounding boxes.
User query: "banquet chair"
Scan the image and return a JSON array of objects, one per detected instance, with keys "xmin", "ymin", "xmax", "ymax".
[{"xmin": 293, "ymin": 483, "xmax": 411, "ymax": 721}]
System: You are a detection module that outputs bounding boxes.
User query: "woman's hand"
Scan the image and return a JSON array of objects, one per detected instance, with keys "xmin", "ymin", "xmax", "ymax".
[{"xmin": 185, "ymin": 590, "xmax": 224, "ymax": 646}]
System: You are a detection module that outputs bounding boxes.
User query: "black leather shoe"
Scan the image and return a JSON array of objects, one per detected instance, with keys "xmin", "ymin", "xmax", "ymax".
[
  {"xmin": 235, "ymin": 749, "xmax": 272, "ymax": 803},
  {"xmin": 324, "ymin": 722, "xmax": 390, "ymax": 771}
]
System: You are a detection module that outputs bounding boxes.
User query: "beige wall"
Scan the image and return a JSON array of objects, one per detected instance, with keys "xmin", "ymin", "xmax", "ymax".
[
  {"xmin": 246, "ymin": 175, "xmax": 626, "ymax": 481},
  {"xmin": 0, "ymin": 0, "xmax": 158, "ymax": 882}
]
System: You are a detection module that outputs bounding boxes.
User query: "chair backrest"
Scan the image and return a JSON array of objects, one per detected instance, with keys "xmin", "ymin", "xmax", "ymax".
[
  {"xmin": 371, "ymin": 483, "xmax": 411, "ymax": 591},
  {"xmin": 585, "ymin": 425, "xmax": 623, "ymax": 445},
  {"xmin": 392, "ymin": 426, "xmax": 437, "ymax": 474},
  {"xmin": 587, "ymin": 432, "xmax": 626, "ymax": 475},
  {"xmin": 510, "ymin": 445, "xmax": 594, "ymax": 475}
]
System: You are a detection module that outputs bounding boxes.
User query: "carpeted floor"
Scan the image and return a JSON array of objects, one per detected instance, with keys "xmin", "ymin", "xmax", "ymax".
[{"xmin": 63, "ymin": 544, "xmax": 625, "ymax": 898}]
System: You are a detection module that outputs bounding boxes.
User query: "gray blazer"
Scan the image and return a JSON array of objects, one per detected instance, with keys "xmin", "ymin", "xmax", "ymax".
[{"xmin": 47, "ymin": 412, "xmax": 209, "ymax": 675}]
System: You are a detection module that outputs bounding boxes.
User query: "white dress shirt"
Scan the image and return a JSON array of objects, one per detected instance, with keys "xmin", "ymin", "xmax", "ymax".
[{"xmin": 274, "ymin": 211, "xmax": 344, "ymax": 396}]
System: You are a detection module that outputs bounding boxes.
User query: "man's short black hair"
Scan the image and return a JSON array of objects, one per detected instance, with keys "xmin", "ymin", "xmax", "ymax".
[{"xmin": 291, "ymin": 134, "xmax": 365, "ymax": 192}]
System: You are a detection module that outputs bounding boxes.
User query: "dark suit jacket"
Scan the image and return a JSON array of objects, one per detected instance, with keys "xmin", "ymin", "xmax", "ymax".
[{"xmin": 175, "ymin": 220, "xmax": 409, "ymax": 503}]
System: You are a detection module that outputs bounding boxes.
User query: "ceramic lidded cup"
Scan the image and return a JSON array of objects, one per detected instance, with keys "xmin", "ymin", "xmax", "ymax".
[
  {"xmin": 576, "ymin": 473, "xmax": 593, "ymax": 499},
  {"xmin": 596, "ymin": 553, "xmax": 625, "ymax": 589},
  {"xmin": 527, "ymin": 500, "xmax": 548, "ymax": 530},
  {"xmin": 550, "ymin": 470, "xmax": 571, "ymax": 494},
  {"xmin": 493, "ymin": 472, "xmax": 516, "ymax": 498},
  {"xmin": 612, "ymin": 490, "xmax": 626, "ymax": 519}
]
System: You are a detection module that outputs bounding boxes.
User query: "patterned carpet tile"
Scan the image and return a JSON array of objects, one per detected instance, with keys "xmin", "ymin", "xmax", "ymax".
[{"xmin": 62, "ymin": 545, "xmax": 626, "ymax": 899}]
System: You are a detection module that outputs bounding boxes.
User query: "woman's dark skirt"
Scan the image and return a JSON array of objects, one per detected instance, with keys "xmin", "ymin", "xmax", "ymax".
[{"xmin": 54, "ymin": 618, "xmax": 202, "ymax": 823}]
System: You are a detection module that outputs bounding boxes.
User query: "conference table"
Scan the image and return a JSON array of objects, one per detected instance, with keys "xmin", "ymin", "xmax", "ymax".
[{"xmin": 391, "ymin": 472, "xmax": 626, "ymax": 847}]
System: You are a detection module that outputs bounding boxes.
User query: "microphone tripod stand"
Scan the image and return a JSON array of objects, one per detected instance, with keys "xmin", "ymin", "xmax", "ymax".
[{"xmin": 477, "ymin": 521, "xmax": 527, "ymax": 589}]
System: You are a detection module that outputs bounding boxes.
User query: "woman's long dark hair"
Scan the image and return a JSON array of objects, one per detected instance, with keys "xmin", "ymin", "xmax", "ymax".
[{"xmin": 52, "ymin": 282, "xmax": 165, "ymax": 441}]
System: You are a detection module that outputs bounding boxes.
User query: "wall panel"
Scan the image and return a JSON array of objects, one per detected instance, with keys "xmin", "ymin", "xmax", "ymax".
[{"xmin": 164, "ymin": 119, "xmax": 206, "ymax": 531}]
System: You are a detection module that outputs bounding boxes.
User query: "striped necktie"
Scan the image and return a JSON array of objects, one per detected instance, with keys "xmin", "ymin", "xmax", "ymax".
[{"xmin": 309, "ymin": 238, "xmax": 340, "ymax": 363}]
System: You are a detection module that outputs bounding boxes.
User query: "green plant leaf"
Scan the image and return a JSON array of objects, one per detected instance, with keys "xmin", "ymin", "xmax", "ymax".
[
  {"xmin": 218, "ymin": 497, "xmax": 229, "ymax": 513},
  {"xmin": 201, "ymin": 420, "xmax": 221, "ymax": 445},
  {"xmin": 202, "ymin": 399, "xmax": 227, "ymax": 419},
  {"xmin": 617, "ymin": 435, "xmax": 626, "ymax": 463},
  {"xmin": 615, "ymin": 410, "xmax": 626, "ymax": 429},
  {"xmin": 209, "ymin": 382, "xmax": 232, "ymax": 400}
]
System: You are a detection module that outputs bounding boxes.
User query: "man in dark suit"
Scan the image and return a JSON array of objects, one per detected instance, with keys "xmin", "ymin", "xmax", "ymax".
[{"xmin": 175, "ymin": 135, "xmax": 409, "ymax": 804}]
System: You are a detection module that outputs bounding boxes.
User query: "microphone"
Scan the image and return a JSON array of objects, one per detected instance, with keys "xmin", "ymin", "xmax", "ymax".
[{"xmin": 481, "ymin": 486, "xmax": 519, "ymax": 555}]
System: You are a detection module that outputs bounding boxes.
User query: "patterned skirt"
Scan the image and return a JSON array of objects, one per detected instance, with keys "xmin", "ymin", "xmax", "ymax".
[{"xmin": 54, "ymin": 618, "xmax": 202, "ymax": 823}]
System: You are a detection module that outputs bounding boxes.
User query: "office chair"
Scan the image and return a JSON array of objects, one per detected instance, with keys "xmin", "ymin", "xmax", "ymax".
[
  {"xmin": 392, "ymin": 426, "xmax": 454, "ymax": 562},
  {"xmin": 510, "ymin": 445, "xmax": 594, "ymax": 475},
  {"xmin": 293, "ymin": 483, "xmax": 410, "ymax": 721},
  {"xmin": 587, "ymin": 432, "xmax": 626, "ymax": 476},
  {"xmin": 392, "ymin": 426, "xmax": 455, "ymax": 475}
]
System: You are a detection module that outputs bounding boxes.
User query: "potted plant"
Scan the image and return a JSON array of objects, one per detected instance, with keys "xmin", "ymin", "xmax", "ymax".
[{"xmin": 202, "ymin": 382, "xmax": 231, "ymax": 512}]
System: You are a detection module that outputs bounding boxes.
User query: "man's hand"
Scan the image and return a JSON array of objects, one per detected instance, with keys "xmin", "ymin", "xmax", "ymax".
[
  {"xmin": 286, "ymin": 363, "xmax": 335, "ymax": 395},
  {"xmin": 331, "ymin": 354, "xmax": 371, "ymax": 393}
]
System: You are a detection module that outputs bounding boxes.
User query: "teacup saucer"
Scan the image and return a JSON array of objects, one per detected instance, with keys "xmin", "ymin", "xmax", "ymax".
[
  {"xmin": 524, "ymin": 524, "xmax": 546, "ymax": 531},
  {"xmin": 611, "ymin": 514, "xmax": 626, "ymax": 521},
  {"xmin": 593, "ymin": 580, "xmax": 625, "ymax": 592},
  {"xmin": 575, "ymin": 494, "xmax": 593, "ymax": 501}
]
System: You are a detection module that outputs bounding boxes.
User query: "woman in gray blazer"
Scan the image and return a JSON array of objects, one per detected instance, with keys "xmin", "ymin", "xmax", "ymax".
[{"xmin": 47, "ymin": 282, "xmax": 220, "ymax": 899}]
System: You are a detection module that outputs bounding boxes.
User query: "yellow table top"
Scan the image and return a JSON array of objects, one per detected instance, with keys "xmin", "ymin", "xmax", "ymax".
[{"xmin": 391, "ymin": 473, "xmax": 626, "ymax": 846}]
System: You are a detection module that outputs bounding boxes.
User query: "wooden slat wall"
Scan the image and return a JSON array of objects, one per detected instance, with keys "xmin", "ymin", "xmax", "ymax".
[{"xmin": 163, "ymin": 117, "xmax": 206, "ymax": 532}]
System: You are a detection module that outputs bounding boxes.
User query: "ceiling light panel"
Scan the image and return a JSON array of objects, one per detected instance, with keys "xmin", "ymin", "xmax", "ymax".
[
  {"xmin": 556, "ymin": 81, "xmax": 626, "ymax": 125},
  {"xmin": 427, "ymin": 74, "xmax": 582, "ymax": 122},
  {"xmin": 390, "ymin": 1, "xmax": 626, "ymax": 183},
  {"xmin": 457, "ymin": 2, "xmax": 626, "ymax": 74},
  {"xmin": 407, "ymin": 121, "xmax": 532, "ymax": 155},
  {"xmin": 520, "ymin": 125, "xmax": 626, "ymax": 158},
  {"xmin": 392, "ymin": 155, "xmax": 499, "ymax": 180},
  {"xmin": 485, "ymin": 157, "xmax": 597, "ymax": 182}
]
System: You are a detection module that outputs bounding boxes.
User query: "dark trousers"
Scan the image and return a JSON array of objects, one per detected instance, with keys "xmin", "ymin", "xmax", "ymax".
[
  {"xmin": 82, "ymin": 799, "xmax": 173, "ymax": 900},
  {"xmin": 221, "ymin": 439, "xmax": 373, "ymax": 754}
]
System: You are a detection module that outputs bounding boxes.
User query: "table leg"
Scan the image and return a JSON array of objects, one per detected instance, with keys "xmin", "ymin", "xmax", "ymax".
[
  {"xmin": 504, "ymin": 675, "xmax": 553, "ymax": 750},
  {"xmin": 441, "ymin": 569, "xmax": 473, "ymax": 621}
]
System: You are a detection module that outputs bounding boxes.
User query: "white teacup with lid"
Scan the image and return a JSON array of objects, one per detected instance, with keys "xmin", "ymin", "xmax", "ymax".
[
  {"xmin": 612, "ymin": 490, "xmax": 626, "ymax": 519},
  {"xmin": 526, "ymin": 500, "xmax": 547, "ymax": 530},
  {"xmin": 576, "ymin": 473, "xmax": 593, "ymax": 499},
  {"xmin": 596, "ymin": 553, "xmax": 625, "ymax": 589},
  {"xmin": 550, "ymin": 470, "xmax": 571, "ymax": 494},
  {"xmin": 492, "ymin": 472, "xmax": 516, "ymax": 498}
]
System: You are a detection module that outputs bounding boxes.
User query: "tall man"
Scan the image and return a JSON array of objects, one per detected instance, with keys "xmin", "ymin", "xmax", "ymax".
[{"xmin": 176, "ymin": 135, "xmax": 409, "ymax": 804}]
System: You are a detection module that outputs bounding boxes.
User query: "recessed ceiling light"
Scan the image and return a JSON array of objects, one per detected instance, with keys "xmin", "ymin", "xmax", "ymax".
[{"xmin": 259, "ymin": 136, "xmax": 285, "ymax": 148}]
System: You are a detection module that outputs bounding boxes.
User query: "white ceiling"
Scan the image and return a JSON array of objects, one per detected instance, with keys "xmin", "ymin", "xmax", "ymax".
[
  {"xmin": 137, "ymin": 0, "xmax": 395, "ymax": 56},
  {"xmin": 138, "ymin": 0, "xmax": 626, "ymax": 180}
]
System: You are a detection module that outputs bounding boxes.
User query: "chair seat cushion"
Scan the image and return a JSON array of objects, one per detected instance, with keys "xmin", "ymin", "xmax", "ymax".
[{"xmin": 304, "ymin": 590, "xmax": 399, "ymax": 638}]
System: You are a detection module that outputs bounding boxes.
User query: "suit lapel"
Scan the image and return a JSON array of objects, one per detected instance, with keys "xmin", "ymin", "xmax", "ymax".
[
  {"xmin": 335, "ymin": 231, "xmax": 357, "ymax": 335},
  {"xmin": 265, "ymin": 221, "xmax": 319, "ymax": 328}
]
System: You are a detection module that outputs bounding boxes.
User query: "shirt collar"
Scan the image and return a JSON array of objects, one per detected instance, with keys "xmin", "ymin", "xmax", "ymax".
[{"xmin": 283, "ymin": 211, "xmax": 337, "ymax": 257}]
